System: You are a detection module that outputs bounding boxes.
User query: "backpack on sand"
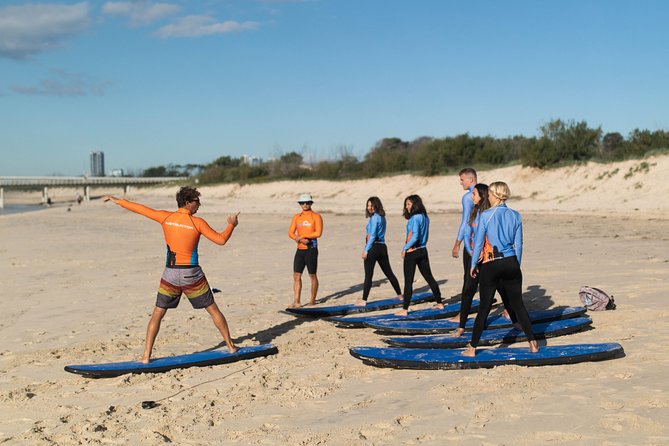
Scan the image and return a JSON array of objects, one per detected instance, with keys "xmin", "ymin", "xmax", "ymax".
[{"xmin": 579, "ymin": 286, "xmax": 616, "ymax": 311}]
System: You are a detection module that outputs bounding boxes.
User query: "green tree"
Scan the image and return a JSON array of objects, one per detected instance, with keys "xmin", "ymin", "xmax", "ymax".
[
  {"xmin": 520, "ymin": 119, "xmax": 601, "ymax": 168},
  {"xmin": 268, "ymin": 151, "xmax": 308, "ymax": 179},
  {"xmin": 363, "ymin": 138, "xmax": 409, "ymax": 176},
  {"xmin": 600, "ymin": 132, "xmax": 626, "ymax": 160}
]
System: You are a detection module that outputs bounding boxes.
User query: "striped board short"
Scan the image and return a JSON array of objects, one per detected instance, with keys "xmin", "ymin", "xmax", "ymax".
[{"xmin": 156, "ymin": 266, "xmax": 214, "ymax": 309}]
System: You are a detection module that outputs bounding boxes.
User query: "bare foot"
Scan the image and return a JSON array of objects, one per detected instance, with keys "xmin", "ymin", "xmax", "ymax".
[
  {"xmin": 451, "ymin": 328, "xmax": 465, "ymax": 337},
  {"xmin": 308, "ymin": 300, "xmax": 316, "ymax": 306},
  {"xmin": 432, "ymin": 303, "xmax": 444, "ymax": 310},
  {"xmin": 228, "ymin": 344, "xmax": 238, "ymax": 354},
  {"xmin": 140, "ymin": 356, "xmax": 151, "ymax": 364},
  {"xmin": 288, "ymin": 302, "xmax": 301, "ymax": 308},
  {"xmin": 462, "ymin": 345, "xmax": 476, "ymax": 357},
  {"xmin": 394, "ymin": 309, "xmax": 409, "ymax": 317},
  {"xmin": 354, "ymin": 299, "xmax": 367, "ymax": 307},
  {"xmin": 447, "ymin": 315, "xmax": 460, "ymax": 322},
  {"xmin": 528, "ymin": 340, "xmax": 539, "ymax": 353},
  {"xmin": 396, "ymin": 295, "xmax": 404, "ymax": 302}
]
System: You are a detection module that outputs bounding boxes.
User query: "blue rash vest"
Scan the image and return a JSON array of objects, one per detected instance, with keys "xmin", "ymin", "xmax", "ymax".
[
  {"xmin": 456, "ymin": 185, "xmax": 475, "ymax": 254},
  {"xmin": 470, "ymin": 203, "xmax": 523, "ymax": 269},
  {"xmin": 364, "ymin": 213, "xmax": 387, "ymax": 252},
  {"xmin": 403, "ymin": 213, "xmax": 429, "ymax": 252}
]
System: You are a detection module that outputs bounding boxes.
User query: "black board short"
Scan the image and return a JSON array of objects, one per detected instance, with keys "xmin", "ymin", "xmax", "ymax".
[{"xmin": 294, "ymin": 247, "xmax": 318, "ymax": 274}]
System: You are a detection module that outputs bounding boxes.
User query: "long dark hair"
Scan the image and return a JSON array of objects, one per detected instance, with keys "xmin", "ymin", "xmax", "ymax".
[
  {"xmin": 469, "ymin": 183, "xmax": 490, "ymax": 225},
  {"xmin": 403, "ymin": 194, "xmax": 427, "ymax": 220},
  {"xmin": 366, "ymin": 196, "xmax": 386, "ymax": 218}
]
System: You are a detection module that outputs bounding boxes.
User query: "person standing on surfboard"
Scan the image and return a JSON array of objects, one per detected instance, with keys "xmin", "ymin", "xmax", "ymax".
[
  {"xmin": 355, "ymin": 196, "xmax": 402, "ymax": 306},
  {"xmin": 395, "ymin": 195, "xmax": 443, "ymax": 316},
  {"xmin": 463, "ymin": 182, "xmax": 538, "ymax": 357},
  {"xmin": 451, "ymin": 168, "xmax": 478, "ymax": 306},
  {"xmin": 288, "ymin": 193, "xmax": 323, "ymax": 308},
  {"xmin": 451, "ymin": 183, "xmax": 491, "ymax": 331},
  {"xmin": 104, "ymin": 187, "xmax": 238, "ymax": 363}
]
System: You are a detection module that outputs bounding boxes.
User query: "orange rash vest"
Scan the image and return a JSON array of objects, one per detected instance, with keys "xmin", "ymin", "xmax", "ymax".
[
  {"xmin": 288, "ymin": 210, "xmax": 323, "ymax": 250},
  {"xmin": 117, "ymin": 199, "xmax": 234, "ymax": 266}
]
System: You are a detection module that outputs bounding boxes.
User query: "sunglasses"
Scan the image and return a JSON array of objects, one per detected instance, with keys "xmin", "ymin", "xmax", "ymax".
[{"xmin": 298, "ymin": 201, "xmax": 313, "ymax": 205}]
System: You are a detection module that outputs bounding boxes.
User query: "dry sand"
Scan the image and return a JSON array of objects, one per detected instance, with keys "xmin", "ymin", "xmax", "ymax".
[{"xmin": 1, "ymin": 156, "xmax": 668, "ymax": 445}]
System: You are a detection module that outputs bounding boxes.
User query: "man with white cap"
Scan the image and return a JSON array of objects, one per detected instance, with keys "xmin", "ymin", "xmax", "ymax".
[{"xmin": 288, "ymin": 193, "xmax": 323, "ymax": 307}]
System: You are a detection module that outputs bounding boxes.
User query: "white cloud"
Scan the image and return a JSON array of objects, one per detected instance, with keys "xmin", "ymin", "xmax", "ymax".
[
  {"xmin": 0, "ymin": 2, "xmax": 90, "ymax": 60},
  {"xmin": 102, "ymin": 1, "xmax": 180, "ymax": 26},
  {"xmin": 155, "ymin": 15, "xmax": 259, "ymax": 38},
  {"xmin": 11, "ymin": 69, "xmax": 112, "ymax": 97}
]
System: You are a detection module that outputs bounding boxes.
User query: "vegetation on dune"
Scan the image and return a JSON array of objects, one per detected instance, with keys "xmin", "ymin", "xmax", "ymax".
[{"xmin": 139, "ymin": 119, "xmax": 669, "ymax": 183}]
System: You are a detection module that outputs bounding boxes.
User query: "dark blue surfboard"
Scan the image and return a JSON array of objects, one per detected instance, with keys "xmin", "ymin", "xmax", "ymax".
[
  {"xmin": 383, "ymin": 317, "xmax": 592, "ymax": 348},
  {"xmin": 366, "ymin": 306, "xmax": 587, "ymax": 334},
  {"xmin": 350, "ymin": 343, "xmax": 624, "ymax": 369},
  {"xmin": 64, "ymin": 344, "xmax": 278, "ymax": 378},
  {"xmin": 285, "ymin": 292, "xmax": 434, "ymax": 317},
  {"xmin": 329, "ymin": 300, "xmax": 480, "ymax": 328}
]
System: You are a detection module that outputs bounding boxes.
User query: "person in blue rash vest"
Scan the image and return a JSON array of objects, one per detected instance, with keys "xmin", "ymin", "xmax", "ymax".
[
  {"xmin": 395, "ymin": 195, "xmax": 443, "ymax": 316},
  {"xmin": 463, "ymin": 182, "xmax": 538, "ymax": 357},
  {"xmin": 450, "ymin": 168, "xmax": 478, "ymax": 317},
  {"xmin": 355, "ymin": 197, "xmax": 402, "ymax": 306}
]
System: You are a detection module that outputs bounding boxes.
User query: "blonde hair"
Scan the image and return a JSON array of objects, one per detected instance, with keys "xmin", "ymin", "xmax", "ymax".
[{"xmin": 488, "ymin": 181, "xmax": 510, "ymax": 202}]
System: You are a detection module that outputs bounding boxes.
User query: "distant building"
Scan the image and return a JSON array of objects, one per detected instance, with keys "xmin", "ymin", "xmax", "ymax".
[
  {"xmin": 241, "ymin": 154, "xmax": 263, "ymax": 167},
  {"xmin": 110, "ymin": 169, "xmax": 124, "ymax": 177},
  {"xmin": 90, "ymin": 151, "xmax": 105, "ymax": 177}
]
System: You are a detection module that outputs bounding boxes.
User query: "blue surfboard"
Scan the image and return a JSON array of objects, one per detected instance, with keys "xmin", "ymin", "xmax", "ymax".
[
  {"xmin": 329, "ymin": 300, "xmax": 480, "ymax": 328},
  {"xmin": 350, "ymin": 343, "xmax": 624, "ymax": 369},
  {"xmin": 383, "ymin": 317, "xmax": 592, "ymax": 348},
  {"xmin": 366, "ymin": 306, "xmax": 587, "ymax": 334},
  {"xmin": 64, "ymin": 344, "xmax": 278, "ymax": 378},
  {"xmin": 285, "ymin": 292, "xmax": 434, "ymax": 317}
]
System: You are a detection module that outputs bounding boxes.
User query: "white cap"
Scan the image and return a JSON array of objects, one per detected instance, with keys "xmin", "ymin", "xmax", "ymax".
[{"xmin": 297, "ymin": 193, "xmax": 313, "ymax": 203}]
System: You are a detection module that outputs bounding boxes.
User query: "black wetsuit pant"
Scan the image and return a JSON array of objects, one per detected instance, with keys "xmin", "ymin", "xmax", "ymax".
[
  {"xmin": 402, "ymin": 248, "xmax": 442, "ymax": 310},
  {"xmin": 459, "ymin": 249, "xmax": 479, "ymax": 328},
  {"xmin": 362, "ymin": 243, "xmax": 402, "ymax": 301},
  {"xmin": 470, "ymin": 256, "xmax": 534, "ymax": 347},
  {"xmin": 459, "ymin": 250, "xmax": 517, "ymax": 329}
]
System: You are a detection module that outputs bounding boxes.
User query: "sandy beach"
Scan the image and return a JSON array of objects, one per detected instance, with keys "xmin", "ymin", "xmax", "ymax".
[{"xmin": 1, "ymin": 156, "xmax": 668, "ymax": 445}]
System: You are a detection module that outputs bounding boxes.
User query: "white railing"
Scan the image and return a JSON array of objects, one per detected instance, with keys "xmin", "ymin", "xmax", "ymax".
[
  {"xmin": 0, "ymin": 176, "xmax": 186, "ymax": 208},
  {"xmin": 0, "ymin": 176, "xmax": 181, "ymax": 187}
]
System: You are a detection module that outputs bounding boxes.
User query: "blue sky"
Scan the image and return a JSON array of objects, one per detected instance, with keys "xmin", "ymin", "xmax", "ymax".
[{"xmin": 1, "ymin": 0, "xmax": 668, "ymax": 176}]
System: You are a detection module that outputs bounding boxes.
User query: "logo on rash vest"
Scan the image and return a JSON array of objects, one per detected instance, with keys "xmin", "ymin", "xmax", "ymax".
[
  {"xmin": 299, "ymin": 220, "xmax": 312, "ymax": 227},
  {"xmin": 165, "ymin": 222, "xmax": 195, "ymax": 230}
]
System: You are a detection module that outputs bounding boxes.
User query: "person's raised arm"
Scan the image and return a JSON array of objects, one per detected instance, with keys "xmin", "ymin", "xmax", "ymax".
[
  {"xmin": 103, "ymin": 195, "xmax": 169, "ymax": 223},
  {"xmin": 196, "ymin": 212, "xmax": 239, "ymax": 245}
]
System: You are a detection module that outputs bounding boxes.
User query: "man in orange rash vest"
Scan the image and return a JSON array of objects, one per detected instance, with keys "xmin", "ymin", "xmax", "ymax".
[
  {"xmin": 288, "ymin": 193, "xmax": 323, "ymax": 308},
  {"xmin": 104, "ymin": 186, "xmax": 238, "ymax": 363}
]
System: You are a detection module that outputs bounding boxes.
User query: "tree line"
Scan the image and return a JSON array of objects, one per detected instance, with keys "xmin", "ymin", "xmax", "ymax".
[{"xmin": 140, "ymin": 119, "xmax": 669, "ymax": 183}]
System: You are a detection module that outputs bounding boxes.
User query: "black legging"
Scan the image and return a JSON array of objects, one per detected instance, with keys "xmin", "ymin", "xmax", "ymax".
[
  {"xmin": 469, "ymin": 256, "xmax": 534, "ymax": 347},
  {"xmin": 402, "ymin": 248, "xmax": 442, "ymax": 310},
  {"xmin": 362, "ymin": 243, "xmax": 402, "ymax": 301},
  {"xmin": 459, "ymin": 250, "xmax": 518, "ymax": 329},
  {"xmin": 458, "ymin": 249, "xmax": 479, "ymax": 328}
]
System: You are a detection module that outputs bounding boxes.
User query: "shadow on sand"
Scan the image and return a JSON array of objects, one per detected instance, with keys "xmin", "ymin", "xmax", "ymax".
[{"xmin": 203, "ymin": 278, "xmax": 449, "ymax": 348}]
